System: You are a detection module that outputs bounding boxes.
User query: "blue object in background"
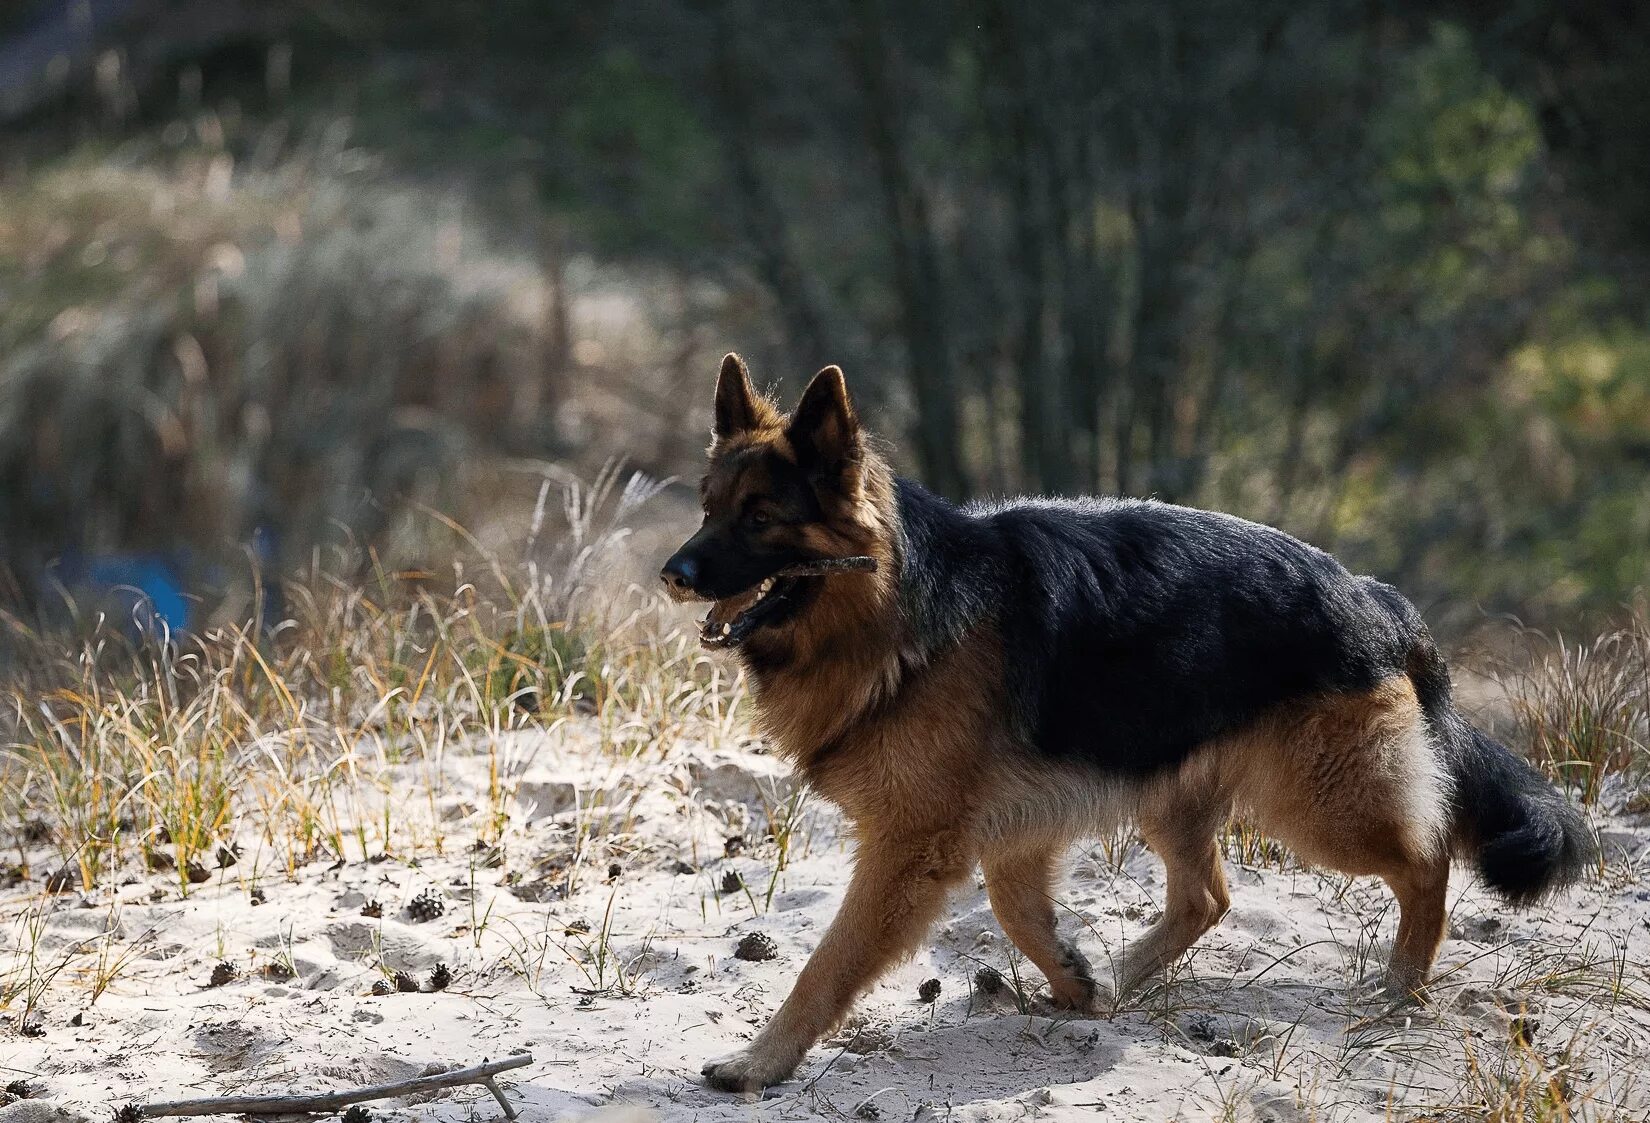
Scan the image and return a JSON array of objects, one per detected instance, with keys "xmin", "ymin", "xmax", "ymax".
[
  {"xmin": 57, "ymin": 552, "xmax": 191, "ymax": 635},
  {"xmin": 85, "ymin": 556, "xmax": 189, "ymax": 633}
]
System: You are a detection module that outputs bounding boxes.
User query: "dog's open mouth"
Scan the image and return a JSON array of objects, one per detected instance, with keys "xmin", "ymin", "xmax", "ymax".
[
  {"xmin": 697, "ymin": 556, "xmax": 879, "ymax": 649},
  {"xmin": 700, "ymin": 575, "xmax": 796, "ymax": 648}
]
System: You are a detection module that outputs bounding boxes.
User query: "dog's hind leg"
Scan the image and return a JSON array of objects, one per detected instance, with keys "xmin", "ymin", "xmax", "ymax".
[
  {"xmin": 1227, "ymin": 678, "xmax": 1454, "ymax": 1002},
  {"xmin": 982, "ymin": 840, "xmax": 1101, "ymax": 1011},
  {"xmin": 1381, "ymin": 854, "xmax": 1450, "ymax": 1000},
  {"xmin": 1115, "ymin": 790, "xmax": 1232, "ymax": 998}
]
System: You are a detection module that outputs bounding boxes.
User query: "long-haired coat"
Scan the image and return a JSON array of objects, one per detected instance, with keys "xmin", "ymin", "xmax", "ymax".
[{"xmin": 662, "ymin": 355, "xmax": 1590, "ymax": 1093}]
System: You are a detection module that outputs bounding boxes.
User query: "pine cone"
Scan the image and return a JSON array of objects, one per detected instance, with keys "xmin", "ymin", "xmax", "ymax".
[
  {"xmin": 734, "ymin": 932, "xmax": 778, "ymax": 962},
  {"xmin": 406, "ymin": 889, "xmax": 446, "ymax": 922}
]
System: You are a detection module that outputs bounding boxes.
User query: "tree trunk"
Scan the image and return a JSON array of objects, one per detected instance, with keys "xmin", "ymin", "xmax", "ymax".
[
  {"xmin": 845, "ymin": 0, "xmax": 968, "ymax": 497},
  {"xmin": 1130, "ymin": 201, "xmax": 1188, "ymax": 500},
  {"xmin": 1054, "ymin": 129, "xmax": 1108, "ymax": 495},
  {"xmin": 980, "ymin": 0, "xmax": 1066, "ymax": 493},
  {"xmin": 709, "ymin": 11, "xmax": 836, "ymax": 379}
]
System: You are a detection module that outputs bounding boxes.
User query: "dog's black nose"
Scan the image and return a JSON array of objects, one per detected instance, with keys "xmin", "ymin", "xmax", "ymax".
[{"xmin": 661, "ymin": 553, "xmax": 700, "ymax": 594}]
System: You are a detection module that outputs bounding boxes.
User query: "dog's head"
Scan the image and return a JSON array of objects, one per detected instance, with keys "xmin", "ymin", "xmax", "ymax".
[{"xmin": 662, "ymin": 353, "xmax": 885, "ymax": 649}]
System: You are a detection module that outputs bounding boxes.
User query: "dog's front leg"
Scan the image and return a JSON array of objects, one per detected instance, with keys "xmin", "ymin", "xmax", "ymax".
[{"xmin": 702, "ymin": 830, "xmax": 971, "ymax": 1092}]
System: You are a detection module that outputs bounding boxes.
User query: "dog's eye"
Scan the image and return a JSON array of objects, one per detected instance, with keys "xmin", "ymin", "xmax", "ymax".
[{"xmin": 750, "ymin": 509, "xmax": 773, "ymax": 528}]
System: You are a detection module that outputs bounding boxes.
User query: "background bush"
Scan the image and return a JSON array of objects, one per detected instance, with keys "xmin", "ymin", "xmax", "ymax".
[{"xmin": 1, "ymin": 0, "xmax": 1647, "ymax": 635}]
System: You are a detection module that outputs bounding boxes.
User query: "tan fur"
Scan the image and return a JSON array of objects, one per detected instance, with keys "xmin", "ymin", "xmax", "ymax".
[
  {"xmin": 711, "ymin": 420, "xmax": 909, "ymax": 768},
  {"xmin": 693, "ymin": 361, "xmax": 1455, "ymax": 1091},
  {"xmin": 982, "ymin": 841, "xmax": 1100, "ymax": 1010},
  {"xmin": 703, "ymin": 622, "xmax": 996, "ymax": 1091}
]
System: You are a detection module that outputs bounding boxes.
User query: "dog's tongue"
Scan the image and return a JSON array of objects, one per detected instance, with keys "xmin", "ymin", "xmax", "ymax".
[{"xmin": 705, "ymin": 589, "xmax": 760, "ymax": 629}]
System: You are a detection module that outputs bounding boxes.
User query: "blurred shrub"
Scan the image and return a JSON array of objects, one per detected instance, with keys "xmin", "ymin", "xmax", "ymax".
[{"xmin": 0, "ymin": 153, "xmax": 557, "ymax": 607}]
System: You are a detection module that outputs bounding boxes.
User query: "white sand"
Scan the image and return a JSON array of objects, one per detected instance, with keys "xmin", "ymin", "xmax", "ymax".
[{"xmin": 4, "ymin": 721, "xmax": 1647, "ymax": 1122}]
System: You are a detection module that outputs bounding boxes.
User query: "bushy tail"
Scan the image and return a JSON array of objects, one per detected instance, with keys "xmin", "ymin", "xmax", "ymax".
[{"xmin": 1407, "ymin": 636, "xmax": 1593, "ymax": 905}]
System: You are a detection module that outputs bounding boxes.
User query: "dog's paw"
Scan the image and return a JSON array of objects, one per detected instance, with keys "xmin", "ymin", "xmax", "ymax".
[
  {"xmin": 1034, "ymin": 940, "xmax": 1111, "ymax": 1016},
  {"xmin": 1344, "ymin": 966, "xmax": 1429, "ymax": 1012},
  {"xmin": 1379, "ymin": 975, "xmax": 1431, "ymax": 1008},
  {"xmin": 1045, "ymin": 978, "xmax": 1112, "ymax": 1017},
  {"xmin": 701, "ymin": 1050, "xmax": 794, "ymax": 1093},
  {"xmin": 1032, "ymin": 977, "xmax": 1115, "ymax": 1019}
]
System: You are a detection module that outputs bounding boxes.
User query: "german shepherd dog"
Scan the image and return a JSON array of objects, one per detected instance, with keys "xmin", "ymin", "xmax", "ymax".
[{"xmin": 663, "ymin": 354, "xmax": 1590, "ymax": 1093}]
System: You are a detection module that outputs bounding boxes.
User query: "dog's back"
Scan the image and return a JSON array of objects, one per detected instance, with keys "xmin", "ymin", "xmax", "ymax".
[{"xmin": 906, "ymin": 484, "xmax": 1419, "ymax": 775}]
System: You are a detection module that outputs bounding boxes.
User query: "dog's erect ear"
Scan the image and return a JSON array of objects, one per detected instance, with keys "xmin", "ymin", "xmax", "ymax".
[
  {"xmin": 787, "ymin": 365, "xmax": 861, "ymax": 490},
  {"xmin": 713, "ymin": 353, "xmax": 776, "ymax": 439}
]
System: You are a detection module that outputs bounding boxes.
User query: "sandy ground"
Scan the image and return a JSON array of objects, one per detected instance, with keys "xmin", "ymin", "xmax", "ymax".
[{"xmin": 3, "ymin": 720, "xmax": 1648, "ymax": 1123}]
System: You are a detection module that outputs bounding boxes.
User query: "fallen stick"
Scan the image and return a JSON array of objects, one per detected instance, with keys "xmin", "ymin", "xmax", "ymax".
[{"xmin": 139, "ymin": 1053, "xmax": 532, "ymax": 1120}]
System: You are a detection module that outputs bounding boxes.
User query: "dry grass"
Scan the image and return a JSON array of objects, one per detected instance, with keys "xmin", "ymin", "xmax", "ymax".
[
  {"xmin": 0, "ymin": 470, "xmax": 739, "ymax": 899},
  {"xmin": 0, "ymin": 468, "xmax": 760, "ymax": 1036},
  {"xmin": 1501, "ymin": 605, "xmax": 1650, "ymax": 805}
]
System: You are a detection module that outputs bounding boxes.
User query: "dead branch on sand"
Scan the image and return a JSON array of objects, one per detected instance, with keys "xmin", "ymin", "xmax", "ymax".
[{"xmin": 138, "ymin": 1053, "xmax": 532, "ymax": 1120}]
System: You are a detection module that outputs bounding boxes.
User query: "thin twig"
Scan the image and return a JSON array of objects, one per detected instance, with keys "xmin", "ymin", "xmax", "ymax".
[
  {"xmin": 777, "ymin": 556, "xmax": 878, "ymax": 577},
  {"xmin": 139, "ymin": 1053, "xmax": 532, "ymax": 1119},
  {"xmin": 800, "ymin": 1031, "xmax": 862, "ymax": 1094}
]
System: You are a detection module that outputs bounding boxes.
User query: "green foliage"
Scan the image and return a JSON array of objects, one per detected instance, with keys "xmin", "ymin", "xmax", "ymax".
[
  {"xmin": 484, "ymin": 624, "xmax": 603, "ymax": 711},
  {"xmin": 558, "ymin": 48, "xmax": 721, "ymax": 257},
  {"xmin": 1369, "ymin": 25, "xmax": 1548, "ymax": 319},
  {"xmin": 1377, "ymin": 25, "xmax": 1541, "ymax": 218}
]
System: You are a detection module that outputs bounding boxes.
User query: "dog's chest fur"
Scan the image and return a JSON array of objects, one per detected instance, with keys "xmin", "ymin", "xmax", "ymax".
[{"xmin": 745, "ymin": 618, "xmax": 1007, "ymax": 832}]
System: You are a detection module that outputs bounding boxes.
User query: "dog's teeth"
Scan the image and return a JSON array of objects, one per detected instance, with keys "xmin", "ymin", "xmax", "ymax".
[
  {"xmin": 722, "ymin": 622, "xmax": 732, "ymax": 636},
  {"xmin": 760, "ymin": 578, "xmax": 773, "ymax": 594}
]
